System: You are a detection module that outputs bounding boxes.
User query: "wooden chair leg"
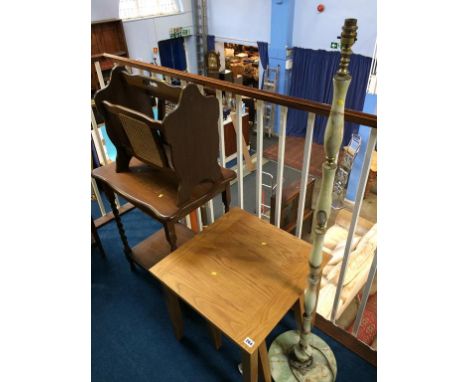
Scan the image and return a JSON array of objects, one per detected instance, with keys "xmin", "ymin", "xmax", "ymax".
[
  {"xmin": 241, "ymin": 349, "xmax": 258, "ymax": 382},
  {"xmin": 207, "ymin": 322, "xmax": 222, "ymax": 350},
  {"xmin": 306, "ymin": 215, "xmax": 313, "ymax": 234},
  {"xmin": 258, "ymin": 342, "xmax": 272, "ymax": 382},
  {"xmin": 222, "ymin": 186, "xmax": 231, "ymax": 213},
  {"xmin": 293, "ymin": 294, "xmax": 305, "ymax": 332},
  {"xmin": 163, "ymin": 221, "xmax": 178, "ymax": 251},
  {"xmin": 102, "ymin": 184, "xmax": 135, "ymax": 270},
  {"xmin": 91, "ymin": 218, "xmax": 106, "ymax": 257},
  {"xmin": 163, "ymin": 286, "xmax": 184, "ymax": 341}
]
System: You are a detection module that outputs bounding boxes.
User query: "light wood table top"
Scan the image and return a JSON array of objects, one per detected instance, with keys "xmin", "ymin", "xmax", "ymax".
[{"xmin": 150, "ymin": 208, "xmax": 326, "ymax": 355}]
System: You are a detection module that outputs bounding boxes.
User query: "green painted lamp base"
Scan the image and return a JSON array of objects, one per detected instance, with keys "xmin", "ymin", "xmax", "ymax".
[{"xmin": 269, "ymin": 330, "xmax": 337, "ymax": 382}]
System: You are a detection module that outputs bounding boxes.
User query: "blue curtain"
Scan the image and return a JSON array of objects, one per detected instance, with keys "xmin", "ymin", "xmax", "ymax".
[
  {"xmin": 207, "ymin": 35, "xmax": 215, "ymax": 52},
  {"xmin": 158, "ymin": 37, "xmax": 187, "ymax": 71},
  {"xmin": 286, "ymin": 48, "xmax": 372, "ymax": 145},
  {"xmin": 257, "ymin": 41, "xmax": 269, "ymax": 70}
]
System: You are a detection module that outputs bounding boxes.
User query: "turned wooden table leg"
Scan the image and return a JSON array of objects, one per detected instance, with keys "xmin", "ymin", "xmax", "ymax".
[
  {"xmin": 222, "ymin": 186, "xmax": 231, "ymax": 213},
  {"xmin": 163, "ymin": 286, "xmax": 184, "ymax": 341},
  {"xmin": 241, "ymin": 349, "xmax": 259, "ymax": 382},
  {"xmin": 102, "ymin": 184, "xmax": 135, "ymax": 270},
  {"xmin": 258, "ymin": 342, "xmax": 272, "ymax": 382},
  {"xmin": 163, "ymin": 221, "xmax": 178, "ymax": 251},
  {"xmin": 208, "ymin": 323, "xmax": 222, "ymax": 350},
  {"xmin": 91, "ymin": 218, "xmax": 106, "ymax": 258}
]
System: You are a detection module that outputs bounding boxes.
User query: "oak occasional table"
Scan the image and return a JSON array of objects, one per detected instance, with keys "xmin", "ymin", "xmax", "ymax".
[{"xmin": 150, "ymin": 208, "xmax": 329, "ymax": 382}]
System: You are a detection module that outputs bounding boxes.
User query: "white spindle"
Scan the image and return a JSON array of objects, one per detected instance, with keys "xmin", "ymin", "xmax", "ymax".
[
  {"xmin": 367, "ymin": 43, "xmax": 377, "ymax": 94},
  {"xmin": 91, "ymin": 106, "xmax": 109, "ymax": 166},
  {"xmin": 94, "ymin": 61, "xmax": 106, "ymax": 89},
  {"xmin": 180, "ymin": 80, "xmax": 187, "ymax": 87},
  {"xmin": 196, "ymin": 208, "xmax": 204, "ymax": 231},
  {"xmin": 295, "ymin": 113, "xmax": 316, "ymax": 237},
  {"xmin": 216, "ymin": 90, "xmax": 226, "ymax": 168},
  {"xmin": 235, "ymin": 95, "xmax": 244, "ymax": 209},
  {"xmin": 255, "ymin": 100, "xmax": 265, "ymax": 218},
  {"xmin": 185, "ymin": 215, "xmax": 192, "ymax": 229},
  {"xmin": 91, "ymin": 106, "xmax": 120, "ymax": 208},
  {"xmin": 352, "ymin": 250, "xmax": 377, "ymax": 336},
  {"xmin": 330, "ymin": 127, "xmax": 377, "ymax": 322},
  {"xmin": 274, "ymin": 106, "xmax": 288, "ymax": 227},
  {"xmin": 197, "ymin": 84, "xmax": 205, "ymax": 95},
  {"xmin": 207, "ymin": 200, "xmax": 215, "ymax": 224}
]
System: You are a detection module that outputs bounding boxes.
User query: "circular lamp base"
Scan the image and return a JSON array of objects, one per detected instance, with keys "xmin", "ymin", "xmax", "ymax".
[{"xmin": 269, "ymin": 330, "xmax": 337, "ymax": 382}]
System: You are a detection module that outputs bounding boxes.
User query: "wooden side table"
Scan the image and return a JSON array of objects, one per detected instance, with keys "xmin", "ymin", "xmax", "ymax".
[
  {"xmin": 150, "ymin": 208, "xmax": 330, "ymax": 381},
  {"xmin": 270, "ymin": 176, "xmax": 316, "ymax": 235},
  {"xmin": 364, "ymin": 150, "xmax": 377, "ymax": 198},
  {"xmin": 92, "ymin": 158, "xmax": 234, "ymax": 268}
]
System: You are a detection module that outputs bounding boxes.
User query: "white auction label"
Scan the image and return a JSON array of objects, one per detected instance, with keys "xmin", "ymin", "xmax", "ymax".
[{"xmin": 243, "ymin": 337, "xmax": 255, "ymax": 348}]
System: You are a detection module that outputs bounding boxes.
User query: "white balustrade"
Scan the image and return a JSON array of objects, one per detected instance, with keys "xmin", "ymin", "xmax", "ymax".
[
  {"xmin": 331, "ymin": 127, "xmax": 378, "ymax": 322},
  {"xmin": 295, "ymin": 113, "xmax": 316, "ymax": 237},
  {"xmin": 255, "ymin": 100, "xmax": 265, "ymax": 218},
  {"xmin": 274, "ymin": 106, "xmax": 288, "ymax": 228}
]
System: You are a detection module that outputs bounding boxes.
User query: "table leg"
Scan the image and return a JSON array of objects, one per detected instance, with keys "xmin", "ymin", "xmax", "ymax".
[
  {"xmin": 102, "ymin": 184, "xmax": 135, "ymax": 270},
  {"xmin": 91, "ymin": 218, "xmax": 106, "ymax": 258},
  {"xmin": 208, "ymin": 323, "xmax": 222, "ymax": 350},
  {"xmin": 163, "ymin": 286, "xmax": 184, "ymax": 340},
  {"xmin": 293, "ymin": 294, "xmax": 305, "ymax": 331},
  {"xmin": 241, "ymin": 349, "xmax": 258, "ymax": 382},
  {"xmin": 163, "ymin": 221, "xmax": 178, "ymax": 251},
  {"xmin": 222, "ymin": 186, "xmax": 231, "ymax": 213},
  {"xmin": 258, "ymin": 342, "xmax": 272, "ymax": 382}
]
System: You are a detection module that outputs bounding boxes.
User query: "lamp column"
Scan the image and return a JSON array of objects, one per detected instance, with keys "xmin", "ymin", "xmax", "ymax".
[{"xmin": 269, "ymin": 19, "xmax": 359, "ymax": 382}]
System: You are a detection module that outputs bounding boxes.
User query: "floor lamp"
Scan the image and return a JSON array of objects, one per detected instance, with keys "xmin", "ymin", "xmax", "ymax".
[{"xmin": 268, "ymin": 18, "xmax": 359, "ymax": 382}]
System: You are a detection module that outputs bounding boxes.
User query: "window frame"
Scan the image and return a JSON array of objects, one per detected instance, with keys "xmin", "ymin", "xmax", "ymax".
[{"xmin": 119, "ymin": 0, "xmax": 183, "ymax": 22}]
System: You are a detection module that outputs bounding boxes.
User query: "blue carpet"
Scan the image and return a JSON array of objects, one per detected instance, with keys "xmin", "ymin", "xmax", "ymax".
[{"xmin": 92, "ymin": 199, "xmax": 376, "ymax": 381}]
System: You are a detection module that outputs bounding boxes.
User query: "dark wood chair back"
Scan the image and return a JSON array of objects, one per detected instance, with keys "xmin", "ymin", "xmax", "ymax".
[
  {"xmin": 101, "ymin": 101, "xmax": 169, "ymax": 170},
  {"xmin": 163, "ymin": 83, "xmax": 223, "ymax": 204},
  {"xmin": 99, "ymin": 74, "xmax": 223, "ymax": 206},
  {"xmin": 94, "ymin": 66, "xmax": 155, "ymax": 172},
  {"xmin": 94, "ymin": 66, "xmax": 184, "ymax": 169},
  {"xmin": 121, "ymin": 72, "xmax": 181, "ymax": 120}
]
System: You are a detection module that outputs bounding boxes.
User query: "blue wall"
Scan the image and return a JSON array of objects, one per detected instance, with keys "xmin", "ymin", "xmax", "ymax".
[
  {"xmin": 345, "ymin": 93, "xmax": 377, "ymax": 202},
  {"xmin": 269, "ymin": 0, "xmax": 295, "ymax": 95},
  {"xmin": 269, "ymin": 0, "xmax": 295, "ymax": 133}
]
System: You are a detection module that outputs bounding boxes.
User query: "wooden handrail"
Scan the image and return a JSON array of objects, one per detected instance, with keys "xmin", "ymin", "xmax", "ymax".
[
  {"xmin": 103, "ymin": 53, "xmax": 377, "ymax": 128},
  {"xmin": 92, "ymin": 51, "xmax": 127, "ymax": 62}
]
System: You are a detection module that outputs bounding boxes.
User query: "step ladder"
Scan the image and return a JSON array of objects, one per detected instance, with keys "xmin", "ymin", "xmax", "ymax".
[
  {"xmin": 261, "ymin": 65, "xmax": 280, "ymax": 137},
  {"xmin": 332, "ymin": 133, "xmax": 362, "ymax": 209},
  {"xmin": 193, "ymin": 0, "xmax": 208, "ymax": 75},
  {"xmin": 260, "ymin": 171, "xmax": 276, "ymax": 220}
]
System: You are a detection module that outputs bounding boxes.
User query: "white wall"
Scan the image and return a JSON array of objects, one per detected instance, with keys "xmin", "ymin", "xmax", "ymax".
[
  {"xmin": 91, "ymin": 0, "xmax": 198, "ymax": 72},
  {"xmin": 123, "ymin": 9, "xmax": 194, "ymax": 62},
  {"xmin": 292, "ymin": 0, "xmax": 376, "ymax": 57},
  {"xmin": 207, "ymin": 0, "xmax": 271, "ymax": 44},
  {"xmin": 91, "ymin": 0, "xmax": 376, "ymax": 72}
]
